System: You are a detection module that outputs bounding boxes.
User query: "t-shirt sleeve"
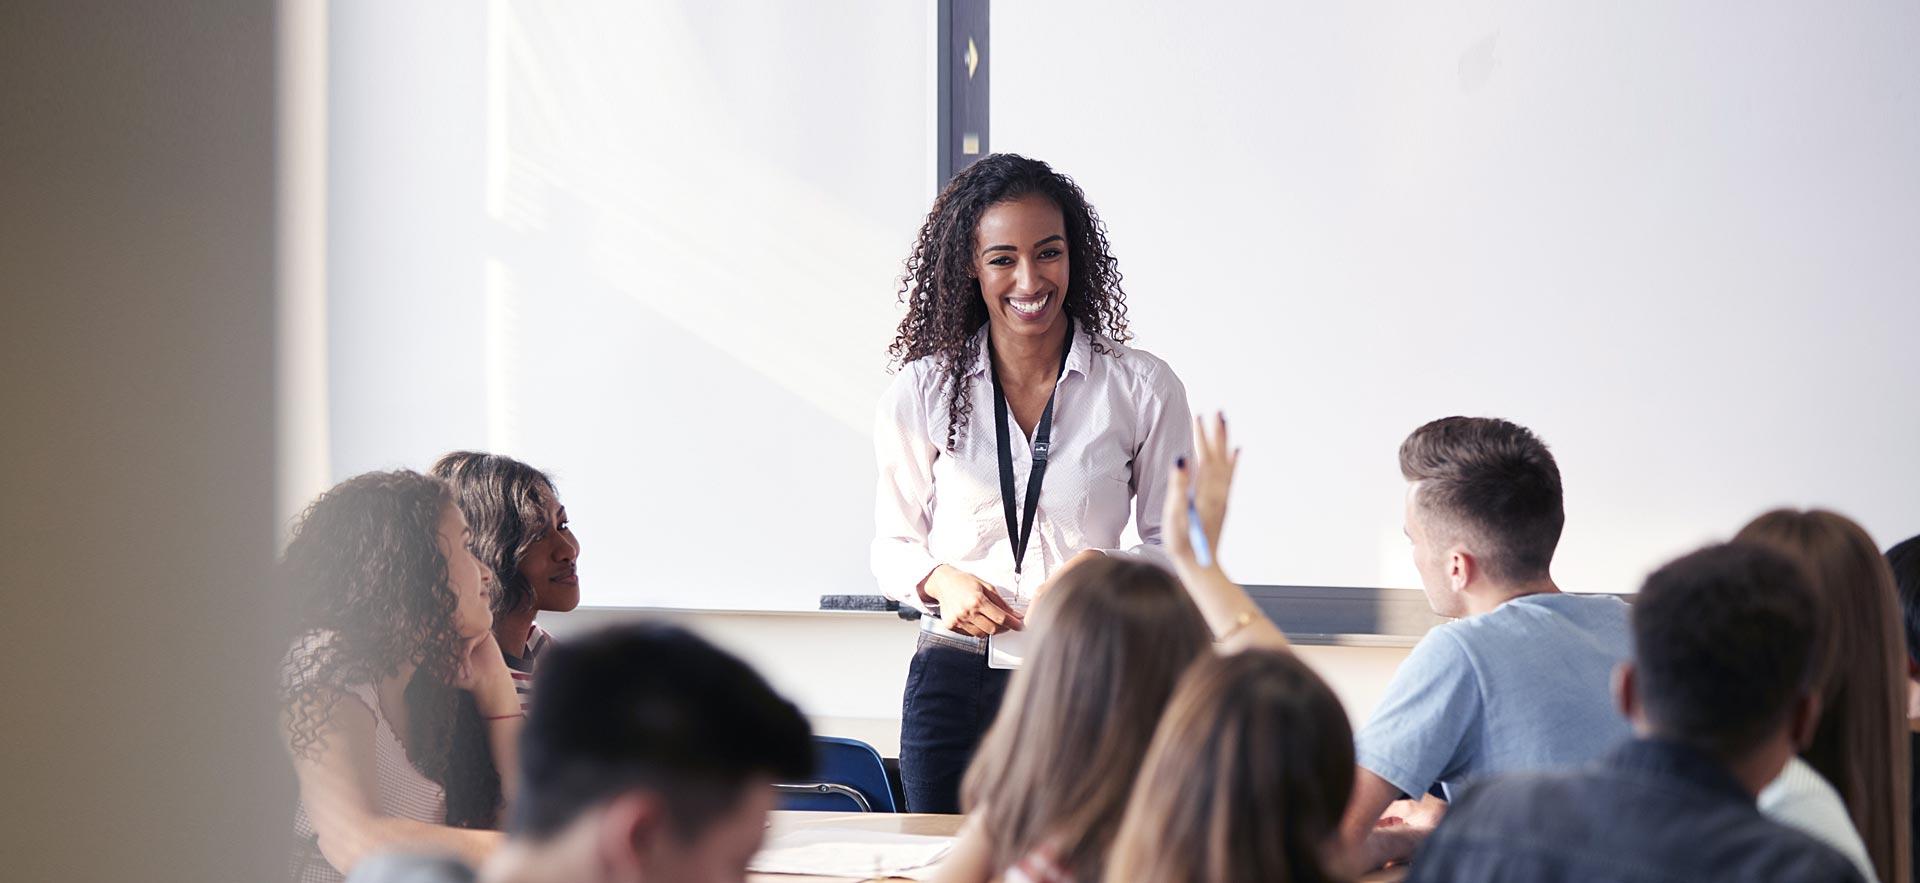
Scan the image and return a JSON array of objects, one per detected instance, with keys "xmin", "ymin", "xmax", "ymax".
[{"xmin": 1354, "ymin": 627, "xmax": 1484, "ymax": 799}]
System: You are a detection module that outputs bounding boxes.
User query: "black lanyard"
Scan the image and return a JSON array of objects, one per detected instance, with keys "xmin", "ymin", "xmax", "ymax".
[{"xmin": 989, "ymin": 319, "xmax": 1072, "ymax": 576}]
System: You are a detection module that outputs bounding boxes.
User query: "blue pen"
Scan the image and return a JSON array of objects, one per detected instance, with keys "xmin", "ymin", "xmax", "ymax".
[{"xmin": 1187, "ymin": 492, "xmax": 1213, "ymax": 568}]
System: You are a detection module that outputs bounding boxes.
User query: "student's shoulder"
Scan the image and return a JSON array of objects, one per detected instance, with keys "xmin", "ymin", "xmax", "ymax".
[
  {"xmin": 1464, "ymin": 592, "xmax": 1630, "ymax": 640},
  {"xmin": 1720, "ymin": 814, "xmax": 1870, "ymax": 883}
]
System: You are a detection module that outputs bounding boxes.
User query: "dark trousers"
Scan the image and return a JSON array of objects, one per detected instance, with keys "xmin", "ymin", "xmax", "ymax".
[{"xmin": 898, "ymin": 633, "xmax": 1011, "ymax": 813}]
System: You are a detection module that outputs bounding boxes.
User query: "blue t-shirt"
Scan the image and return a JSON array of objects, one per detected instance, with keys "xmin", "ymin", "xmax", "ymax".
[{"xmin": 1355, "ymin": 592, "xmax": 1633, "ymax": 800}]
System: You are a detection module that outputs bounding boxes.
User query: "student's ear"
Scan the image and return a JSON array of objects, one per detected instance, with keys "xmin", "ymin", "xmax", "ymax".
[
  {"xmin": 1612, "ymin": 662, "xmax": 1639, "ymax": 724},
  {"xmin": 1448, "ymin": 546, "xmax": 1473, "ymax": 594},
  {"xmin": 598, "ymin": 791, "xmax": 666, "ymax": 879},
  {"xmin": 1788, "ymin": 690, "xmax": 1823, "ymax": 750}
]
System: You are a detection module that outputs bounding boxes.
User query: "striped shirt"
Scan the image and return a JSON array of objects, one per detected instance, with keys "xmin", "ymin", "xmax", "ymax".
[
  {"xmin": 502, "ymin": 623, "xmax": 553, "ymax": 713},
  {"xmin": 287, "ymin": 636, "xmax": 447, "ymax": 883}
]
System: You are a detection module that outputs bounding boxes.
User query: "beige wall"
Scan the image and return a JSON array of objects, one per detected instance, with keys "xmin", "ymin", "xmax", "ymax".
[
  {"xmin": 545, "ymin": 608, "xmax": 1411, "ymax": 757},
  {"xmin": 0, "ymin": 2, "xmax": 292, "ymax": 880}
]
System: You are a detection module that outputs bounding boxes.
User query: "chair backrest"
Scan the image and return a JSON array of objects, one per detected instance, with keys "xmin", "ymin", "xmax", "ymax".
[{"xmin": 774, "ymin": 736, "xmax": 898, "ymax": 812}]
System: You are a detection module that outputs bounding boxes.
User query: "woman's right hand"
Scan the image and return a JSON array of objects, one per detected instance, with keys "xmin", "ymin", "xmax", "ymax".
[{"xmin": 921, "ymin": 565, "xmax": 1025, "ymax": 637}]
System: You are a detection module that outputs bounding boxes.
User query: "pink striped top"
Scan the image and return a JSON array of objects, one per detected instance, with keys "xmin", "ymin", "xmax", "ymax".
[{"xmin": 287, "ymin": 640, "xmax": 446, "ymax": 883}]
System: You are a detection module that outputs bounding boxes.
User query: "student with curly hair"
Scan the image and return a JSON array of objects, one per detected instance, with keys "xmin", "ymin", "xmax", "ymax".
[
  {"xmin": 280, "ymin": 471, "xmax": 522, "ymax": 882},
  {"xmin": 871, "ymin": 153, "xmax": 1194, "ymax": 812}
]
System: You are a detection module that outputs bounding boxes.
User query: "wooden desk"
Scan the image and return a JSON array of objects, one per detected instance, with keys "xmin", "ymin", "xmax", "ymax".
[{"xmin": 751, "ymin": 811, "xmax": 1407, "ymax": 882}]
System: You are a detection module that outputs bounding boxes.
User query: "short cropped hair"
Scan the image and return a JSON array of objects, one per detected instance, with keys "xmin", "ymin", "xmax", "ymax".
[
  {"xmin": 1888, "ymin": 534, "xmax": 1920, "ymax": 667},
  {"xmin": 1633, "ymin": 542, "xmax": 1821, "ymax": 758},
  {"xmin": 1399, "ymin": 417, "xmax": 1565, "ymax": 583},
  {"xmin": 512, "ymin": 623, "xmax": 814, "ymax": 840}
]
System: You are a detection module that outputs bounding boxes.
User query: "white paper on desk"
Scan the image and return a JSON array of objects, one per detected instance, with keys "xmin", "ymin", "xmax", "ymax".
[{"xmin": 748, "ymin": 827, "xmax": 953, "ymax": 879}]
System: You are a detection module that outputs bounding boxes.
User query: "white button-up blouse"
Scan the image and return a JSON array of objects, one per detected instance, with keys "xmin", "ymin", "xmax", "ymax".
[{"xmin": 871, "ymin": 324, "xmax": 1193, "ymax": 635}]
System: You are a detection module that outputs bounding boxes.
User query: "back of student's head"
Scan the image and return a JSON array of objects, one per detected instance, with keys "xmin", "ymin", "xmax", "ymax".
[
  {"xmin": 1735, "ymin": 510, "xmax": 1910, "ymax": 883},
  {"xmin": 1399, "ymin": 416, "xmax": 1564, "ymax": 583},
  {"xmin": 1632, "ymin": 542, "xmax": 1820, "ymax": 760},
  {"xmin": 429, "ymin": 451, "xmax": 558, "ymax": 616},
  {"xmin": 512, "ymin": 622, "xmax": 813, "ymax": 841},
  {"xmin": 1887, "ymin": 533, "xmax": 1920, "ymax": 668},
  {"xmin": 961, "ymin": 556, "xmax": 1211, "ymax": 879},
  {"xmin": 1106, "ymin": 650, "xmax": 1353, "ymax": 883}
]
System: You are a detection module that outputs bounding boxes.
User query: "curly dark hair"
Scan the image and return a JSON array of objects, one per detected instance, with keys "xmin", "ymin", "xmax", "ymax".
[
  {"xmin": 430, "ymin": 451, "xmax": 557, "ymax": 617},
  {"xmin": 887, "ymin": 154, "xmax": 1132, "ymax": 451},
  {"xmin": 279, "ymin": 470, "xmax": 480, "ymax": 817}
]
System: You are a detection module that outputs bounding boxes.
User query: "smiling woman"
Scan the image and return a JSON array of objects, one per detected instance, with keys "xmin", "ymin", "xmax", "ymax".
[
  {"xmin": 430, "ymin": 451, "xmax": 581, "ymax": 709},
  {"xmin": 872, "ymin": 154, "xmax": 1196, "ymax": 812}
]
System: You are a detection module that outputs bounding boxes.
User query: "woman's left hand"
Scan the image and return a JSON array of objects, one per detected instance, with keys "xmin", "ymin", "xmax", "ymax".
[{"xmin": 454, "ymin": 632, "xmax": 520, "ymax": 718}]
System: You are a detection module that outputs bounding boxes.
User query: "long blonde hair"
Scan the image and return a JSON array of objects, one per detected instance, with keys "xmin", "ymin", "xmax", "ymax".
[
  {"xmin": 1738, "ymin": 509, "xmax": 1911, "ymax": 883},
  {"xmin": 959, "ymin": 556, "xmax": 1210, "ymax": 879},
  {"xmin": 1106, "ymin": 650, "xmax": 1354, "ymax": 883}
]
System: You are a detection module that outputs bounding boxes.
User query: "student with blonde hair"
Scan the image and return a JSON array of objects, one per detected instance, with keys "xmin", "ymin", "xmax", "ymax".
[
  {"xmin": 932, "ymin": 556, "xmax": 1212, "ymax": 883},
  {"xmin": 1106, "ymin": 649, "xmax": 1356, "ymax": 883}
]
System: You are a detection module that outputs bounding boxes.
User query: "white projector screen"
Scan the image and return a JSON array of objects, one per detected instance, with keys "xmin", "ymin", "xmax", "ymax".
[
  {"xmin": 992, "ymin": 0, "xmax": 1920, "ymax": 596},
  {"xmin": 327, "ymin": 1, "xmax": 1920, "ymax": 611}
]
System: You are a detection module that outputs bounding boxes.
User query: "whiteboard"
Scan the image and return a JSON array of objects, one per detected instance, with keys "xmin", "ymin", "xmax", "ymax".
[
  {"xmin": 326, "ymin": 1, "xmax": 1920, "ymax": 610},
  {"xmin": 992, "ymin": 0, "xmax": 1920, "ymax": 594}
]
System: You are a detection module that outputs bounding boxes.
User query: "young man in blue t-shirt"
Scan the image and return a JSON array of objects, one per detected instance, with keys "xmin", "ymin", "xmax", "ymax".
[{"xmin": 1343, "ymin": 417, "xmax": 1633, "ymax": 869}]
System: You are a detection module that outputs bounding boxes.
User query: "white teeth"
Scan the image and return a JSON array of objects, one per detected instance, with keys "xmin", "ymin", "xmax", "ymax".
[{"xmin": 1009, "ymin": 295, "xmax": 1049, "ymax": 316}]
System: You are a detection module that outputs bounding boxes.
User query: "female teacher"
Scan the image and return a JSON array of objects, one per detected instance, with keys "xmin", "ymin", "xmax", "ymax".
[{"xmin": 872, "ymin": 153, "xmax": 1193, "ymax": 813}]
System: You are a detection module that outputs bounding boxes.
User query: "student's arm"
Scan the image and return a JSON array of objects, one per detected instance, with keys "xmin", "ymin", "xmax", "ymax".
[
  {"xmin": 288, "ymin": 690, "xmax": 504, "ymax": 875},
  {"xmin": 457, "ymin": 633, "xmax": 523, "ymax": 806},
  {"xmin": 1162, "ymin": 413, "xmax": 1289, "ymax": 652},
  {"xmin": 1338, "ymin": 767, "xmax": 1432, "ymax": 872},
  {"xmin": 1340, "ymin": 631, "xmax": 1480, "ymax": 870},
  {"xmin": 928, "ymin": 814, "xmax": 995, "ymax": 883}
]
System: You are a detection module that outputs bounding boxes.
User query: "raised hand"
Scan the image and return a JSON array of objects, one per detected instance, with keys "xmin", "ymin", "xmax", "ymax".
[{"xmin": 1165, "ymin": 412, "xmax": 1240, "ymax": 571}]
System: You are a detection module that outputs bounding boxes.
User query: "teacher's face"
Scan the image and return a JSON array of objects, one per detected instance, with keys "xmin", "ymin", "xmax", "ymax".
[{"xmin": 973, "ymin": 194, "xmax": 1069, "ymax": 342}]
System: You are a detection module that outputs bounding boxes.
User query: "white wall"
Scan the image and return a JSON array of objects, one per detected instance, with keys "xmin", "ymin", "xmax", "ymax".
[
  {"xmin": 995, "ymin": 0, "xmax": 1920, "ymax": 595},
  {"xmin": 325, "ymin": 2, "xmax": 1920, "ymax": 615},
  {"xmin": 543, "ymin": 608, "xmax": 1410, "ymax": 756},
  {"xmin": 324, "ymin": 0, "xmax": 935, "ymax": 611}
]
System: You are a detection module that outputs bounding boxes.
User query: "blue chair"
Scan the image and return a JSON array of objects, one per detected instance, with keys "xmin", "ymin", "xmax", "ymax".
[{"xmin": 774, "ymin": 736, "xmax": 898, "ymax": 812}]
